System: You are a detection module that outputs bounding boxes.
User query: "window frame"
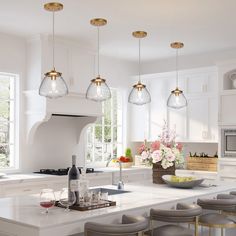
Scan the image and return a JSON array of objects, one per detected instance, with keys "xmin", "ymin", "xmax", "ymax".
[{"xmin": 0, "ymin": 73, "xmax": 19, "ymax": 172}]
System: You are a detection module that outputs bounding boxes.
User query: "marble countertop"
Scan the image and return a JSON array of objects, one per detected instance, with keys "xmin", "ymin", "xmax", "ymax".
[{"xmin": 0, "ymin": 181, "xmax": 235, "ymax": 230}]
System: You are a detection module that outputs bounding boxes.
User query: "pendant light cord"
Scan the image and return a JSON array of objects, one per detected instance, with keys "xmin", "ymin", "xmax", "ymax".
[
  {"xmin": 176, "ymin": 48, "xmax": 179, "ymax": 88},
  {"xmin": 52, "ymin": 11, "xmax": 55, "ymax": 69},
  {"xmin": 138, "ymin": 38, "xmax": 141, "ymax": 83},
  {"xmin": 97, "ymin": 26, "xmax": 100, "ymax": 76}
]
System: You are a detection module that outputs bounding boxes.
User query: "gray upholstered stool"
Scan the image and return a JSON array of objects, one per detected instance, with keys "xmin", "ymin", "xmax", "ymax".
[
  {"xmin": 230, "ymin": 191, "xmax": 236, "ymax": 196},
  {"xmin": 217, "ymin": 193, "xmax": 236, "ymax": 216},
  {"xmin": 197, "ymin": 198, "xmax": 236, "ymax": 236},
  {"xmin": 84, "ymin": 214, "xmax": 149, "ymax": 236},
  {"xmin": 148, "ymin": 203, "xmax": 202, "ymax": 236}
]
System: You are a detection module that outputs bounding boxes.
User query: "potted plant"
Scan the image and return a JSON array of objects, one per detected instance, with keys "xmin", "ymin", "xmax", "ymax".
[{"xmin": 138, "ymin": 121, "xmax": 184, "ymax": 184}]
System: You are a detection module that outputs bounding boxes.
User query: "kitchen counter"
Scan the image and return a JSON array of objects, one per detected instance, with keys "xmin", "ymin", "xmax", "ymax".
[
  {"xmin": 0, "ymin": 167, "xmax": 150, "ymax": 185},
  {"xmin": 0, "ymin": 181, "xmax": 235, "ymax": 236}
]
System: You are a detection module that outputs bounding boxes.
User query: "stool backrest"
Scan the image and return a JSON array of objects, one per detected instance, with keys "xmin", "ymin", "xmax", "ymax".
[
  {"xmin": 84, "ymin": 215, "xmax": 148, "ymax": 236},
  {"xmin": 150, "ymin": 203, "xmax": 202, "ymax": 223},
  {"xmin": 197, "ymin": 198, "xmax": 236, "ymax": 211}
]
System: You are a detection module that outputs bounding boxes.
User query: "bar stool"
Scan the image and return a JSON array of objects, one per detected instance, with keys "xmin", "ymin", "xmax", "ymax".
[
  {"xmin": 230, "ymin": 191, "xmax": 236, "ymax": 196},
  {"xmin": 197, "ymin": 197, "xmax": 236, "ymax": 236},
  {"xmin": 84, "ymin": 214, "xmax": 149, "ymax": 236},
  {"xmin": 217, "ymin": 193, "xmax": 236, "ymax": 216},
  {"xmin": 148, "ymin": 203, "xmax": 202, "ymax": 236}
]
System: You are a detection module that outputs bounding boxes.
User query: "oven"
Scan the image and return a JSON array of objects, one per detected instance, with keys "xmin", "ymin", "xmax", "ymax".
[{"xmin": 221, "ymin": 129, "xmax": 236, "ymax": 157}]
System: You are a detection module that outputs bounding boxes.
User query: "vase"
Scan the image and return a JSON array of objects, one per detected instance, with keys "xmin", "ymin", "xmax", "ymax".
[{"xmin": 152, "ymin": 162, "xmax": 176, "ymax": 184}]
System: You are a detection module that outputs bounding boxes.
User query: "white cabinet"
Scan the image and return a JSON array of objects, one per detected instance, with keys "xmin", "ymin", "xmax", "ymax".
[
  {"xmin": 130, "ymin": 67, "xmax": 219, "ymax": 143},
  {"xmin": 3, "ymin": 182, "xmax": 48, "ymax": 197},
  {"xmin": 87, "ymin": 172, "xmax": 113, "ymax": 187},
  {"xmin": 219, "ymin": 92, "xmax": 236, "ymax": 125},
  {"xmin": 149, "ymin": 79, "xmax": 168, "ymax": 140},
  {"xmin": 187, "ymin": 97, "xmax": 209, "ymax": 141},
  {"xmin": 112, "ymin": 168, "xmax": 152, "ymax": 185}
]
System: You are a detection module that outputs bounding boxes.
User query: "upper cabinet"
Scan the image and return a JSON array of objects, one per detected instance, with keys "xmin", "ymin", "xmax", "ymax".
[
  {"xmin": 130, "ymin": 67, "xmax": 218, "ymax": 143},
  {"xmin": 218, "ymin": 60, "xmax": 236, "ymax": 126}
]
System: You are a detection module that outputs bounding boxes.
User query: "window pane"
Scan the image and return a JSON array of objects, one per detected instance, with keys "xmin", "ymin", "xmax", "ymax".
[
  {"xmin": 103, "ymin": 143, "xmax": 112, "ymax": 161},
  {"xmin": 0, "ymin": 143, "xmax": 10, "ymax": 168},
  {"xmin": 104, "ymin": 126, "xmax": 111, "ymax": 142},
  {"xmin": 113, "ymin": 144, "xmax": 117, "ymax": 159},
  {"xmin": 0, "ymin": 76, "xmax": 10, "ymax": 100},
  {"xmin": 94, "ymin": 143, "xmax": 102, "ymax": 162},
  {"xmin": 86, "ymin": 144, "xmax": 93, "ymax": 164},
  {"xmin": 0, "ymin": 101, "xmax": 10, "ymax": 121},
  {"xmin": 113, "ymin": 127, "xmax": 117, "ymax": 143},
  {"xmin": 104, "ymin": 99, "xmax": 111, "ymax": 125},
  {"xmin": 94, "ymin": 125, "xmax": 102, "ymax": 142},
  {"xmin": 87, "ymin": 126, "xmax": 93, "ymax": 143}
]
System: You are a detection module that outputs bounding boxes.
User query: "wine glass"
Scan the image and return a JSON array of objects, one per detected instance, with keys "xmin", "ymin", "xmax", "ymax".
[
  {"xmin": 40, "ymin": 189, "xmax": 55, "ymax": 214},
  {"xmin": 59, "ymin": 188, "xmax": 76, "ymax": 212}
]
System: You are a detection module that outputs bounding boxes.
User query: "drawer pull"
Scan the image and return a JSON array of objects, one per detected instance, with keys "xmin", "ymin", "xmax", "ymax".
[{"xmin": 23, "ymin": 189, "xmax": 31, "ymax": 192}]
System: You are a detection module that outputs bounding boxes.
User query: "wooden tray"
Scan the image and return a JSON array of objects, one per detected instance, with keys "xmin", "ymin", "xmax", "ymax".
[{"xmin": 55, "ymin": 200, "xmax": 116, "ymax": 211}]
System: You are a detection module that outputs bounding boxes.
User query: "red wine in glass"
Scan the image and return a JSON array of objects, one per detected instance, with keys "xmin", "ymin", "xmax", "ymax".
[
  {"xmin": 40, "ymin": 189, "xmax": 55, "ymax": 214},
  {"xmin": 40, "ymin": 201, "xmax": 54, "ymax": 209}
]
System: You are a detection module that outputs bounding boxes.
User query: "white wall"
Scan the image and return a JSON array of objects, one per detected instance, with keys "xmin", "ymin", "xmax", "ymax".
[{"xmin": 0, "ymin": 33, "xmax": 26, "ymax": 172}]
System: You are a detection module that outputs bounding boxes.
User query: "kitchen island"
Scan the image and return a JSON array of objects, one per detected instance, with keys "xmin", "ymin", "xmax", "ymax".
[{"xmin": 0, "ymin": 181, "xmax": 235, "ymax": 236}]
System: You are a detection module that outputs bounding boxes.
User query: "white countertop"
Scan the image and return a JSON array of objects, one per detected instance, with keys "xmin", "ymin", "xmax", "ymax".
[{"xmin": 0, "ymin": 181, "xmax": 235, "ymax": 230}]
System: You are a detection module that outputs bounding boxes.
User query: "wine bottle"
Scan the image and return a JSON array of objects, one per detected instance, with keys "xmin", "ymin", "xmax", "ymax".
[{"xmin": 68, "ymin": 155, "xmax": 80, "ymax": 205}]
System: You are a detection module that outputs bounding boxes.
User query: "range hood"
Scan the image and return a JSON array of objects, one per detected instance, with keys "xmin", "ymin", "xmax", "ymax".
[{"xmin": 24, "ymin": 90, "xmax": 102, "ymax": 143}]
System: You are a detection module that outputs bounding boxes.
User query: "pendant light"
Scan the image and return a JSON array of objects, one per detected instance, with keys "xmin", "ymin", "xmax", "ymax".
[
  {"xmin": 39, "ymin": 2, "xmax": 68, "ymax": 99},
  {"xmin": 167, "ymin": 42, "xmax": 187, "ymax": 109},
  {"xmin": 128, "ymin": 31, "xmax": 151, "ymax": 105},
  {"xmin": 86, "ymin": 18, "xmax": 111, "ymax": 102}
]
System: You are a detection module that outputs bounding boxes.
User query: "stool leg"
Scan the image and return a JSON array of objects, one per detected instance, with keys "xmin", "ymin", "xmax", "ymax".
[
  {"xmin": 221, "ymin": 228, "xmax": 223, "ymax": 236},
  {"xmin": 209, "ymin": 227, "xmax": 211, "ymax": 236},
  {"xmin": 195, "ymin": 217, "xmax": 199, "ymax": 236}
]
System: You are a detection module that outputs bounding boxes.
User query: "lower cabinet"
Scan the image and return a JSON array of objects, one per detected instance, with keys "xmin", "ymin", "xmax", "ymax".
[{"xmin": 112, "ymin": 169, "xmax": 152, "ymax": 185}]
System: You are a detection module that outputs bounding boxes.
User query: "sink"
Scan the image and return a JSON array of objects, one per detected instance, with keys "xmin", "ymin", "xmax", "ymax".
[{"xmin": 90, "ymin": 187, "xmax": 130, "ymax": 195}]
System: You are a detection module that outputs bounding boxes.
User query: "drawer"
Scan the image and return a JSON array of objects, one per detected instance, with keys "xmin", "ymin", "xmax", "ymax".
[{"xmin": 4, "ymin": 183, "xmax": 48, "ymax": 196}]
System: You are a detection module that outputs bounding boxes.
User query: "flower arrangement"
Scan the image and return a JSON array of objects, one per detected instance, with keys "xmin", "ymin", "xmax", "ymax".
[{"xmin": 138, "ymin": 122, "xmax": 184, "ymax": 169}]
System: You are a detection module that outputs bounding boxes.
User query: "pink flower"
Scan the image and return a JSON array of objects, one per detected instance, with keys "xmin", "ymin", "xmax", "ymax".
[
  {"xmin": 151, "ymin": 141, "xmax": 160, "ymax": 151},
  {"xmin": 138, "ymin": 144, "xmax": 146, "ymax": 155},
  {"xmin": 176, "ymin": 143, "xmax": 183, "ymax": 152},
  {"xmin": 151, "ymin": 150, "xmax": 162, "ymax": 163}
]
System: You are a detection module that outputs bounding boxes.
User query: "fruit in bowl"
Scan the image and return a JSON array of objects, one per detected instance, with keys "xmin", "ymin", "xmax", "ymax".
[
  {"xmin": 170, "ymin": 176, "xmax": 196, "ymax": 183},
  {"xmin": 118, "ymin": 156, "xmax": 131, "ymax": 163}
]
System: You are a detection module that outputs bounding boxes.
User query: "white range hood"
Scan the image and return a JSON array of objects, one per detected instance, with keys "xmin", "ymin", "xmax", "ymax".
[{"xmin": 24, "ymin": 90, "xmax": 102, "ymax": 144}]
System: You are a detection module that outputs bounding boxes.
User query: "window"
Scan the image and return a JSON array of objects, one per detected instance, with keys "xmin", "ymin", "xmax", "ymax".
[
  {"xmin": 0, "ymin": 73, "xmax": 19, "ymax": 170},
  {"xmin": 86, "ymin": 89, "xmax": 123, "ymax": 166}
]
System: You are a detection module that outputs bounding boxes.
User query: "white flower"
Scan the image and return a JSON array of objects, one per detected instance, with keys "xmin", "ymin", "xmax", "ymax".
[
  {"xmin": 151, "ymin": 150, "xmax": 162, "ymax": 163},
  {"xmin": 141, "ymin": 151, "xmax": 150, "ymax": 160}
]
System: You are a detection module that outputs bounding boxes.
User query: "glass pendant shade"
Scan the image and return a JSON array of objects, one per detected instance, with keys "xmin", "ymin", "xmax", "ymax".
[
  {"xmin": 39, "ymin": 69, "xmax": 68, "ymax": 99},
  {"xmin": 128, "ymin": 82, "xmax": 151, "ymax": 105},
  {"xmin": 167, "ymin": 42, "xmax": 187, "ymax": 109},
  {"xmin": 86, "ymin": 18, "xmax": 111, "ymax": 102},
  {"xmin": 167, "ymin": 88, "xmax": 187, "ymax": 109},
  {"xmin": 39, "ymin": 2, "xmax": 68, "ymax": 99},
  {"xmin": 86, "ymin": 76, "xmax": 111, "ymax": 102},
  {"xmin": 128, "ymin": 31, "xmax": 151, "ymax": 105}
]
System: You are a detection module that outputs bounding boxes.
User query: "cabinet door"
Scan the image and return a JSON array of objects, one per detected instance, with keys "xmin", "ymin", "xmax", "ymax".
[
  {"xmin": 208, "ymin": 97, "xmax": 218, "ymax": 141},
  {"xmin": 220, "ymin": 94, "xmax": 236, "ymax": 125},
  {"xmin": 130, "ymin": 104, "xmax": 149, "ymax": 141},
  {"xmin": 187, "ymin": 97, "xmax": 208, "ymax": 141},
  {"xmin": 149, "ymin": 79, "xmax": 167, "ymax": 140},
  {"xmin": 168, "ymin": 107, "xmax": 187, "ymax": 141},
  {"xmin": 186, "ymin": 73, "xmax": 208, "ymax": 94}
]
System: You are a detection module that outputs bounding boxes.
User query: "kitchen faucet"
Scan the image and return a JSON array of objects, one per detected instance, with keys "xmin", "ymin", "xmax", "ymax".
[{"xmin": 106, "ymin": 157, "xmax": 124, "ymax": 190}]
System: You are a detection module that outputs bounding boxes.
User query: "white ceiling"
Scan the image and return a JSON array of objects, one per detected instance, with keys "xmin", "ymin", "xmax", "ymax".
[{"xmin": 0, "ymin": 0, "xmax": 236, "ymax": 61}]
